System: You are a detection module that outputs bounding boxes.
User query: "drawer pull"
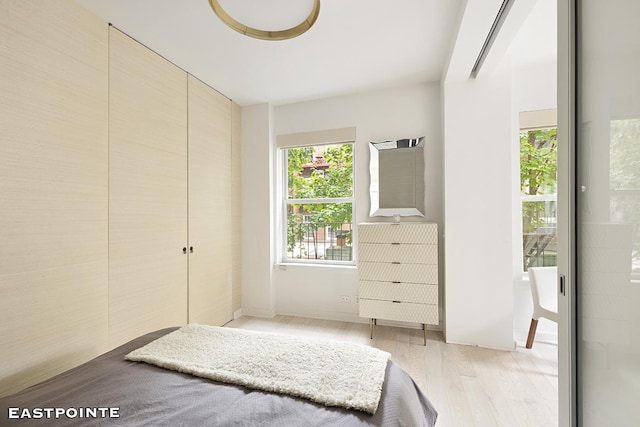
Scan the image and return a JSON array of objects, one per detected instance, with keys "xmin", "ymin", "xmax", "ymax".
[
  {"xmin": 391, "ymin": 242, "xmax": 400, "ymax": 245},
  {"xmin": 391, "ymin": 261, "xmax": 400, "ymax": 265},
  {"xmin": 392, "ymin": 300, "xmax": 401, "ymax": 303},
  {"xmin": 392, "ymin": 281, "xmax": 401, "ymax": 284}
]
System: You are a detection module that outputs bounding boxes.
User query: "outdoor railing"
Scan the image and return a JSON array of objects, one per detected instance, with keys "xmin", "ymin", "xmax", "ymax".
[
  {"xmin": 522, "ymin": 196, "xmax": 557, "ymax": 270},
  {"xmin": 286, "ymin": 221, "xmax": 353, "ymax": 261}
]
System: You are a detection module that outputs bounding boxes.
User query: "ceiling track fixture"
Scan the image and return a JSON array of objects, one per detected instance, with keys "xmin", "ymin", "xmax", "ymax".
[
  {"xmin": 470, "ymin": 0, "xmax": 514, "ymax": 78},
  {"xmin": 208, "ymin": 0, "xmax": 320, "ymax": 41}
]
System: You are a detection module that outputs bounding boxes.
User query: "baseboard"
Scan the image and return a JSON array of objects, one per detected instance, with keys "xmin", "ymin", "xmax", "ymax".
[
  {"xmin": 263, "ymin": 309, "xmax": 445, "ymax": 332},
  {"xmin": 514, "ymin": 330, "xmax": 558, "ymax": 346},
  {"xmin": 239, "ymin": 307, "xmax": 276, "ymax": 318},
  {"xmin": 444, "ymin": 337, "xmax": 518, "ymax": 352},
  {"xmin": 275, "ymin": 310, "xmax": 362, "ymax": 324}
]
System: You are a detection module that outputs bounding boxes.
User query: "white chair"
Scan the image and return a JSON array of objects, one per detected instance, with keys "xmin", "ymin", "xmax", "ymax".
[{"xmin": 526, "ymin": 266, "xmax": 558, "ymax": 349}]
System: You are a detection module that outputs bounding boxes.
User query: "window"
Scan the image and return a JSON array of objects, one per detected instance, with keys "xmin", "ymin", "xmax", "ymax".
[
  {"xmin": 520, "ymin": 126, "xmax": 558, "ymax": 271},
  {"xmin": 281, "ymin": 142, "xmax": 354, "ymax": 263}
]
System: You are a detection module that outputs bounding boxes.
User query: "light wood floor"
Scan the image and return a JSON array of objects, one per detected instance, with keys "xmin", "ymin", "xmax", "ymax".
[{"xmin": 226, "ymin": 315, "xmax": 558, "ymax": 427}]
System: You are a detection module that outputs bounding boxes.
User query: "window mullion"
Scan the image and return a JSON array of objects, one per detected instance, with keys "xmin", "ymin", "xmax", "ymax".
[{"xmin": 287, "ymin": 197, "xmax": 352, "ymax": 205}]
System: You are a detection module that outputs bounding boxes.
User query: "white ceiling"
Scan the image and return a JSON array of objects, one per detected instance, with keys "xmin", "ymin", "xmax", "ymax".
[
  {"xmin": 75, "ymin": 0, "xmax": 556, "ymax": 107},
  {"xmin": 76, "ymin": 0, "xmax": 465, "ymax": 106}
]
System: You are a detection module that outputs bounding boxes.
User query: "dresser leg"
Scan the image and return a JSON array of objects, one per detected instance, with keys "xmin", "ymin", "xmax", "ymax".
[
  {"xmin": 369, "ymin": 318, "xmax": 374, "ymax": 339},
  {"xmin": 423, "ymin": 324, "xmax": 427, "ymax": 346}
]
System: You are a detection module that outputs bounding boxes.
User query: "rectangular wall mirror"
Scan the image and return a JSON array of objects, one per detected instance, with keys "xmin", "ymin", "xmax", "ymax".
[{"xmin": 369, "ymin": 137, "xmax": 425, "ymax": 217}]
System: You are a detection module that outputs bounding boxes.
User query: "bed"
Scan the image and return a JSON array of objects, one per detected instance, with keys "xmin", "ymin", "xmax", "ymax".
[{"xmin": 0, "ymin": 327, "xmax": 438, "ymax": 426}]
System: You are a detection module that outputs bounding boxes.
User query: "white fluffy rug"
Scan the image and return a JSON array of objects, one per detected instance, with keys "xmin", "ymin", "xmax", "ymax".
[{"xmin": 125, "ymin": 324, "xmax": 390, "ymax": 414}]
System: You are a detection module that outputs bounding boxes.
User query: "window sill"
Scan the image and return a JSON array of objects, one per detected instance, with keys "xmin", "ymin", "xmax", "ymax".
[{"xmin": 275, "ymin": 262, "xmax": 357, "ymax": 271}]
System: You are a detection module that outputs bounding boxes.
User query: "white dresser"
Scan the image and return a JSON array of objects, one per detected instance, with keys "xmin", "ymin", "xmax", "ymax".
[{"xmin": 358, "ymin": 222, "xmax": 438, "ymax": 344}]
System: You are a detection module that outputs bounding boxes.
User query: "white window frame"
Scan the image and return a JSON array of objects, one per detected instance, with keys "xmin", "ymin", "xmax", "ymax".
[
  {"xmin": 519, "ymin": 109, "xmax": 558, "ymax": 274},
  {"xmin": 276, "ymin": 127, "xmax": 356, "ymax": 266}
]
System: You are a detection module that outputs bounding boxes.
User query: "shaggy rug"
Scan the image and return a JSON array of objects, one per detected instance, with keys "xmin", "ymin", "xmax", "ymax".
[{"xmin": 125, "ymin": 324, "xmax": 390, "ymax": 414}]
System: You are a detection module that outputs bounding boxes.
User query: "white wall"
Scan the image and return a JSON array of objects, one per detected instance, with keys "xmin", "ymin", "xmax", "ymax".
[
  {"xmin": 240, "ymin": 103, "xmax": 276, "ymax": 317},
  {"xmin": 440, "ymin": 0, "xmax": 515, "ymax": 352},
  {"xmin": 443, "ymin": 59, "xmax": 516, "ymax": 350},
  {"xmin": 240, "ymin": 83, "xmax": 444, "ymax": 323},
  {"xmin": 512, "ymin": 60, "xmax": 558, "ymax": 114}
]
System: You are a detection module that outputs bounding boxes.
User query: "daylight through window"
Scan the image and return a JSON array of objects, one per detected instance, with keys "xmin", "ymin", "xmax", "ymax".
[
  {"xmin": 283, "ymin": 143, "xmax": 354, "ymax": 263},
  {"xmin": 521, "ymin": 127, "xmax": 558, "ymax": 271}
]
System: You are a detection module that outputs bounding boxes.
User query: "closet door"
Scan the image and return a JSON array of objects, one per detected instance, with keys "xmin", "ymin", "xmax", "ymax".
[
  {"xmin": 0, "ymin": 1, "xmax": 108, "ymax": 396},
  {"xmin": 187, "ymin": 75, "xmax": 232, "ymax": 325},
  {"xmin": 108, "ymin": 28, "xmax": 188, "ymax": 347},
  {"xmin": 231, "ymin": 102, "xmax": 242, "ymax": 313}
]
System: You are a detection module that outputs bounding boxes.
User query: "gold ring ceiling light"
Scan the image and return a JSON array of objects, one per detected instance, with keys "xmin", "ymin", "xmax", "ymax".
[{"xmin": 209, "ymin": 0, "xmax": 320, "ymax": 41}]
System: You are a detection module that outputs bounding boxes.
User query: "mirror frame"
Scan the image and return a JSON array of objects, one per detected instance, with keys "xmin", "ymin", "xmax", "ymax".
[{"xmin": 369, "ymin": 137, "xmax": 425, "ymax": 217}]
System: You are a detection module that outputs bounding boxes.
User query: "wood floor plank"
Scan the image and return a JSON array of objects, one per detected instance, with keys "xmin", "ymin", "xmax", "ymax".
[
  {"xmin": 441, "ymin": 349, "xmax": 477, "ymax": 426},
  {"xmin": 423, "ymin": 336, "xmax": 455, "ymax": 425},
  {"xmin": 461, "ymin": 375, "xmax": 498, "ymax": 427},
  {"xmin": 225, "ymin": 315, "xmax": 558, "ymax": 427}
]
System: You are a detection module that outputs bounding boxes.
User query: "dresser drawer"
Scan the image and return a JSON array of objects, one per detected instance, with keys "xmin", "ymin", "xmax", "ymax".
[
  {"xmin": 359, "ymin": 243, "xmax": 437, "ymax": 264},
  {"xmin": 359, "ymin": 299, "xmax": 439, "ymax": 325},
  {"xmin": 359, "ymin": 281, "xmax": 437, "ymax": 304},
  {"xmin": 359, "ymin": 223, "xmax": 437, "ymax": 244},
  {"xmin": 359, "ymin": 262, "xmax": 437, "ymax": 284}
]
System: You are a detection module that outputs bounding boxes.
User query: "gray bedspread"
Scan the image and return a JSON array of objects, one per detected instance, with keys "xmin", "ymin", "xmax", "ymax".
[{"xmin": 0, "ymin": 328, "xmax": 437, "ymax": 426}]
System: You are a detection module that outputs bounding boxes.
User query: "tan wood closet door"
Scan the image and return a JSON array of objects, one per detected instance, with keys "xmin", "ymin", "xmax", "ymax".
[
  {"xmin": 108, "ymin": 28, "xmax": 188, "ymax": 348},
  {"xmin": 231, "ymin": 102, "xmax": 242, "ymax": 313},
  {"xmin": 0, "ymin": 1, "xmax": 108, "ymax": 397},
  {"xmin": 187, "ymin": 76, "xmax": 232, "ymax": 325}
]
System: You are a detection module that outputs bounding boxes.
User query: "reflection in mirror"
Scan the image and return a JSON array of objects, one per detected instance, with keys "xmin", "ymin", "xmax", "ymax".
[{"xmin": 369, "ymin": 137, "xmax": 425, "ymax": 217}]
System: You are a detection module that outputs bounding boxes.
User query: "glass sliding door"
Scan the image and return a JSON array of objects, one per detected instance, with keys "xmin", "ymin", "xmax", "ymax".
[{"xmin": 577, "ymin": 0, "xmax": 640, "ymax": 424}]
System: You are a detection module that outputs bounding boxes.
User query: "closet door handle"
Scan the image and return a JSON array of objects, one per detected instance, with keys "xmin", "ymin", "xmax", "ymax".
[
  {"xmin": 183, "ymin": 247, "xmax": 187, "ymax": 254},
  {"xmin": 190, "ymin": 246, "xmax": 194, "ymax": 253}
]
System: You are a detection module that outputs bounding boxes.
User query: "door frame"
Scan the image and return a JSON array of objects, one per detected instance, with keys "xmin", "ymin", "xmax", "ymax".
[{"xmin": 557, "ymin": 0, "xmax": 577, "ymax": 425}]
